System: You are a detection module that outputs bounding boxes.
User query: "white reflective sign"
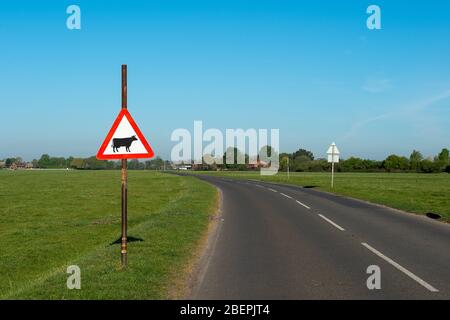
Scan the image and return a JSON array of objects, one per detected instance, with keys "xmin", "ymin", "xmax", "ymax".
[{"xmin": 327, "ymin": 142, "xmax": 340, "ymax": 163}]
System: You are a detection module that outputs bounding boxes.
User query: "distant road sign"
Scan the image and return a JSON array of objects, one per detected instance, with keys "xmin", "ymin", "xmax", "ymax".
[
  {"xmin": 327, "ymin": 142, "xmax": 340, "ymax": 188},
  {"xmin": 96, "ymin": 108, "xmax": 154, "ymax": 160},
  {"xmin": 327, "ymin": 142, "xmax": 340, "ymax": 163}
]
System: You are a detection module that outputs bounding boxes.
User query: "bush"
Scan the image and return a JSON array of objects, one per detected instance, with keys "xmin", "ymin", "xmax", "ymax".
[
  {"xmin": 420, "ymin": 160, "xmax": 441, "ymax": 173},
  {"xmin": 383, "ymin": 155, "xmax": 410, "ymax": 172}
]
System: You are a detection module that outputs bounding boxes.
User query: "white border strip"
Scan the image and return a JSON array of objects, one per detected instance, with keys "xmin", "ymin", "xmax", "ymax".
[{"xmin": 280, "ymin": 193, "xmax": 292, "ymax": 199}]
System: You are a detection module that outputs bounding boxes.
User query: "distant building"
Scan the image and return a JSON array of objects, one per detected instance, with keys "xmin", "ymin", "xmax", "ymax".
[
  {"xmin": 246, "ymin": 160, "xmax": 269, "ymax": 170},
  {"xmin": 8, "ymin": 161, "xmax": 33, "ymax": 170}
]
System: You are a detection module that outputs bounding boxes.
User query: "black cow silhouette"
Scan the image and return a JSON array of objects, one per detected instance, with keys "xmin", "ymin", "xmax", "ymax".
[{"xmin": 112, "ymin": 135, "xmax": 138, "ymax": 152}]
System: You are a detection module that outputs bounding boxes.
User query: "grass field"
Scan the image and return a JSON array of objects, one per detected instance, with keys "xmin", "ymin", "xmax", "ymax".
[
  {"xmin": 194, "ymin": 171, "xmax": 450, "ymax": 222},
  {"xmin": 0, "ymin": 170, "xmax": 217, "ymax": 299}
]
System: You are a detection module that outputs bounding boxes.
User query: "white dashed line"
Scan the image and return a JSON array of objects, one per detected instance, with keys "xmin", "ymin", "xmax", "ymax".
[
  {"xmin": 280, "ymin": 193, "xmax": 292, "ymax": 199},
  {"xmin": 268, "ymin": 188, "xmax": 278, "ymax": 193},
  {"xmin": 361, "ymin": 242, "xmax": 439, "ymax": 292},
  {"xmin": 295, "ymin": 200, "xmax": 311, "ymax": 209},
  {"xmin": 318, "ymin": 214, "xmax": 345, "ymax": 231}
]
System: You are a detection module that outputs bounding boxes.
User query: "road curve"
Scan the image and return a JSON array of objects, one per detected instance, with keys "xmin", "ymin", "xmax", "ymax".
[{"xmin": 190, "ymin": 175, "xmax": 450, "ymax": 299}]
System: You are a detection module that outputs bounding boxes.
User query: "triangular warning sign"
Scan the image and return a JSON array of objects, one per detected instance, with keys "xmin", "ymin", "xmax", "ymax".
[{"xmin": 96, "ymin": 109, "xmax": 155, "ymax": 160}]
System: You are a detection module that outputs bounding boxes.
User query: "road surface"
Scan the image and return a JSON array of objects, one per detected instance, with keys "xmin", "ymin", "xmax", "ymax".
[{"xmin": 190, "ymin": 175, "xmax": 450, "ymax": 299}]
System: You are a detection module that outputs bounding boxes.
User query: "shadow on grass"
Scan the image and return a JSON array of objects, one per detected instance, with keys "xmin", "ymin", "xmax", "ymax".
[{"xmin": 110, "ymin": 236, "xmax": 144, "ymax": 245}]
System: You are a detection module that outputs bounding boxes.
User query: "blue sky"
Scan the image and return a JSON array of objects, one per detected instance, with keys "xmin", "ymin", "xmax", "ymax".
[{"xmin": 1, "ymin": 0, "xmax": 449, "ymax": 161}]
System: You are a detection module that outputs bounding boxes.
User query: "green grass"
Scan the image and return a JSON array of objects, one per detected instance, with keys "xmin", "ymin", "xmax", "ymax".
[
  {"xmin": 193, "ymin": 171, "xmax": 450, "ymax": 222},
  {"xmin": 0, "ymin": 170, "xmax": 217, "ymax": 299}
]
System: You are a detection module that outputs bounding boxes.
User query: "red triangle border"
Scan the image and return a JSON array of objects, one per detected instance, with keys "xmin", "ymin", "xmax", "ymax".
[{"xmin": 96, "ymin": 109, "xmax": 155, "ymax": 160}]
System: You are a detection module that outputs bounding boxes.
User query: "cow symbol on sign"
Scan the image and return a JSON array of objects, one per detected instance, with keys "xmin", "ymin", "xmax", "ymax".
[{"xmin": 112, "ymin": 135, "xmax": 138, "ymax": 152}]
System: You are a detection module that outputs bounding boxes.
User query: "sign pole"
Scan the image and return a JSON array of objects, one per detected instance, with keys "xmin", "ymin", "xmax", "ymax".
[
  {"xmin": 287, "ymin": 156, "xmax": 290, "ymax": 180},
  {"xmin": 331, "ymin": 161, "xmax": 334, "ymax": 188},
  {"xmin": 97, "ymin": 65, "xmax": 154, "ymax": 269},
  {"xmin": 331, "ymin": 144, "xmax": 335, "ymax": 188},
  {"xmin": 327, "ymin": 142, "xmax": 339, "ymax": 189},
  {"xmin": 121, "ymin": 64, "xmax": 128, "ymax": 267}
]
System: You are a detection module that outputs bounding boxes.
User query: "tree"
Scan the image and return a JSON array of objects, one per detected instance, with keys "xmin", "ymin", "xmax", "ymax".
[
  {"xmin": 83, "ymin": 156, "xmax": 107, "ymax": 170},
  {"xmin": 144, "ymin": 157, "xmax": 164, "ymax": 170},
  {"xmin": 437, "ymin": 148, "xmax": 449, "ymax": 163},
  {"xmin": 409, "ymin": 150, "xmax": 423, "ymax": 171},
  {"xmin": 436, "ymin": 148, "xmax": 450, "ymax": 171},
  {"xmin": 292, "ymin": 149, "xmax": 314, "ymax": 161},
  {"xmin": 38, "ymin": 154, "xmax": 51, "ymax": 168},
  {"xmin": 279, "ymin": 154, "xmax": 290, "ymax": 172},
  {"xmin": 342, "ymin": 157, "xmax": 365, "ymax": 171},
  {"xmin": 128, "ymin": 159, "xmax": 145, "ymax": 170},
  {"xmin": 383, "ymin": 154, "xmax": 409, "ymax": 171},
  {"xmin": 420, "ymin": 159, "xmax": 440, "ymax": 173},
  {"xmin": 222, "ymin": 147, "xmax": 248, "ymax": 170},
  {"xmin": 258, "ymin": 145, "xmax": 279, "ymax": 166},
  {"xmin": 70, "ymin": 158, "xmax": 85, "ymax": 169},
  {"xmin": 153, "ymin": 157, "xmax": 164, "ymax": 170},
  {"xmin": 66, "ymin": 156, "xmax": 74, "ymax": 168},
  {"xmin": 5, "ymin": 158, "xmax": 15, "ymax": 167}
]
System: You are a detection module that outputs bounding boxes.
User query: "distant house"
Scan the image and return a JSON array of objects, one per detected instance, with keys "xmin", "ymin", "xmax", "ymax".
[
  {"xmin": 0, "ymin": 161, "xmax": 5, "ymax": 169},
  {"xmin": 246, "ymin": 160, "xmax": 269, "ymax": 170},
  {"xmin": 8, "ymin": 161, "xmax": 32, "ymax": 170}
]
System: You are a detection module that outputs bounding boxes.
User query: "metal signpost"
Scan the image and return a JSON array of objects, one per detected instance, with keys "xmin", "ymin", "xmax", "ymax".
[
  {"xmin": 327, "ymin": 142, "xmax": 340, "ymax": 188},
  {"xmin": 287, "ymin": 156, "xmax": 290, "ymax": 180},
  {"xmin": 97, "ymin": 65, "xmax": 155, "ymax": 267},
  {"xmin": 121, "ymin": 65, "xmax": 128, "ymax": 267}
]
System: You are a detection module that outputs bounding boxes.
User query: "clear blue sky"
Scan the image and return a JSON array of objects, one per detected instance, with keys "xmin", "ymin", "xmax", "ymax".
[{"xmin": 1, "ymin": 0, "xmax": 449, "ymax": 161}]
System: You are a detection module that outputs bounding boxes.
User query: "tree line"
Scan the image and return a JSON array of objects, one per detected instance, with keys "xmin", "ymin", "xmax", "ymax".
[
  {"xmin": 2, "ymin": 147, "xmax": 449, "ymax": 173},
  {"xmin": 278, "ymin": 148, "xmax": 450, "ymax": 173},
  {"xmin": 1, "ymin": 154, "xmax": 168, "ymax": 170},
  {"xmin": 188, "ymin": 146, "xmax": 450, "ymax": 173}
]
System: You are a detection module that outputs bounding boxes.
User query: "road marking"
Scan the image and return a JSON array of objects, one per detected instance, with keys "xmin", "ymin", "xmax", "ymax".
[
  {"xmin": 318, "ymin": 214, "xmax": 345, "ymax": 231},
  {"xmin": 268, "ymin": 188, "xmax": 278, "ymax": 193},
  {"xmin": 254, "ymin": 184, "xmax": 264, "ymax": 188},
  {"xmin": 295, "ymin": 200, "xmax": 311, "ymax": 209},
  {"xmin": 361, "ymin": 242, "xmax": 439, "ymax": 292},
  {"xmin": 280, "ymin": 193, "xmax": 292, "ymax": 199}
]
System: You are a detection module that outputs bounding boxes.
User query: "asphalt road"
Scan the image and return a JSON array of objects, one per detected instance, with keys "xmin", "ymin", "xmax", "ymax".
[{"xmin": 190, "ymin": 175, "xmax": 450, "ymax": 299}]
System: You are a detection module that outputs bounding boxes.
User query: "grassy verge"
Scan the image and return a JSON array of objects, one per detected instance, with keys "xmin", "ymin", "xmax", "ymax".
[
  {"xmin": 193, "ymin": 171, "xmax": 450, "ymax": 222},
  {"xmin": 0, "ymin": 170, "xmax": 217, "ymax": 299}
]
